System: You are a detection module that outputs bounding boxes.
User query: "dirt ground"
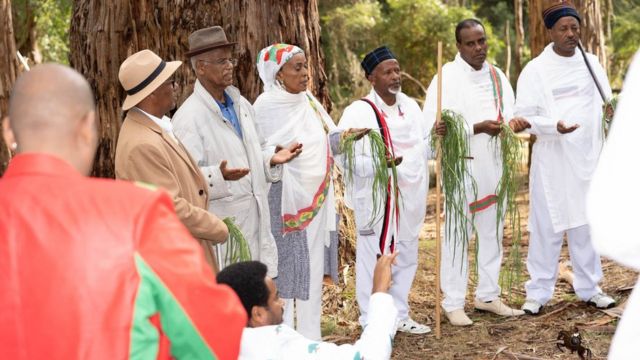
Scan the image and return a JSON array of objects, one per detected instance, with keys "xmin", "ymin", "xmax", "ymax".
[{"xmin": 322, "ymin": 186, "xmax": 638, "ymax": 359}]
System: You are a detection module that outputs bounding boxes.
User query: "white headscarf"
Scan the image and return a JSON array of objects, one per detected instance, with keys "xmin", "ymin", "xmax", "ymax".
[{"xmin": 256, "ymin": 43, "xmax": 304, "ymax": 91}]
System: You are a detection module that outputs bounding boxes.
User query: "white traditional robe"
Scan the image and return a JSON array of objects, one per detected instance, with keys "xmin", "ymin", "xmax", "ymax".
[
  {"xmin": 588, "ymin": 51, "xmax": 640, "ymax": 360},
  {"xmin": 239, "ymin": 293, "xmax": 397, "ymax": 360},
  {"xmin": 423, "ymin": 54, "xmax": 515, "ymax": 311},
  {"xmin": 515, "ymin": 43, "xmax": 611, "ymax": 304},
  {"xmin": 338, "ymin": 89, "xmax": 429, "ymax": 325},
  {"xmin": 172, "ymin": 81, "xmax": 280, "ymax": 277}
]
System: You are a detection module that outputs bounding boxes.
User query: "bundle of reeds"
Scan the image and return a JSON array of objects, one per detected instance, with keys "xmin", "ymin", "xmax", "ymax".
[
  {"xmin": 222, "ymin": 217, "xmax": 252, "ymax": 266},
  {"xmin": 341, "ymin": 130, "xmax": 400, "ymax": 226},
  {"xmin": 432, "ymin": 110, "xmax": 476, "ymax": 262},
  {"xmin": 493, "ymin": 123, "xmax": 525, "ymax": 292}
]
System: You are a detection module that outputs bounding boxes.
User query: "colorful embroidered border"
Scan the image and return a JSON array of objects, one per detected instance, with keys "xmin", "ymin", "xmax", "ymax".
[
  {"xmin": 488, "ymin": 64, "xmax": 504, "ymax": 122},
  {"xmin": 469, "ymin": 194, "xmax": 498, "ymax": 213},
  {"xmin": 282, "ymin": 143, "xmax": 332, "ymax": 233}
]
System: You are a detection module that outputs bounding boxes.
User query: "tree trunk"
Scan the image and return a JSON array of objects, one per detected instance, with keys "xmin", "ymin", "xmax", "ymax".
[
  {"xmin": 69, "ymin": 0, "xmax": 329, "ymax": 178},
  {"xmin": 0, "ymin": 0, "xmax": 19, "ymax": 176},
  {"xmin": 514, "ymin": 0, "xmax": 524, "ymax": 78},
  {"xmin": 529, "ymin": 0, "xmax": 606, "ymax": 65}
]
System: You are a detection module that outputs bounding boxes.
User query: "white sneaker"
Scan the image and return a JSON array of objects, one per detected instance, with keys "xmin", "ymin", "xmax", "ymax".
[
  {"xmin": 396, "ymin": 317, "xmax": 431, "ymax": 334},
  {"xmin": 444, "ymin": 309, "xmax": 473, "ymax": 326},
  {"xmin": 587, "ymin": 293, "xmax": 616, "ymax": 309},
  {"xmin": 474, "ymin": 298, "xmax": 525, "ymax": 316},
  {"xmin": 522, "ymin": 299, "xmax": 543, "ymax": 315}
]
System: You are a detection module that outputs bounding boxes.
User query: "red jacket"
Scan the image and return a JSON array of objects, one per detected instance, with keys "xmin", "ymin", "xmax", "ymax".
[{"xmin": 0, "ymin": 154, "xmax": 246, "ymax": 359}]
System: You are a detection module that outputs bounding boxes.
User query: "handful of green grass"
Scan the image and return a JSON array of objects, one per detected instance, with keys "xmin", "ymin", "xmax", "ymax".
[
  {"xmin": 222, "ymin": 217, "xmax": 252, "ymax": 266},
  {"xmin": 431, "ymin": 110, "xmax": 476, "ymax": 263},
  {"xmin": 492, "ymin": 122, "xmax": 525, "ymax": 293},
  {"xmin": 341, "ymin": 130, "xmax": 400, "ymax": 226}
]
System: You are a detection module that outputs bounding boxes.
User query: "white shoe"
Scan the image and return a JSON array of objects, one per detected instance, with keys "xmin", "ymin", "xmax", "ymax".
[
  {"xmin": 522, "ymin": 299, "xmax": 543, "ymax": 315},
  {"xmin": 474, "ymin": 298, "xmax": 525, "ymax": 317},
  {"xmin": 396, "ymin": 317, "xmax": 431, "ymax": 334},
  {"xmin": 444, "ymin": 309, "xmax": 473, "ymax": 326},
  {"xmin": 587, "ymin": 293, "xmax": 616, "ymax": 309}
]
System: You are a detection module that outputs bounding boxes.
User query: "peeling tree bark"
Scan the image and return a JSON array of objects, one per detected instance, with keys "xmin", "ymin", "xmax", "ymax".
[
  {"xmin": 70, "ymin": 0, "xmax": 329, "ymax": 178},
  {"xmin": 0, "ymin": 0, "xmax": 19, "ymax": 176}
]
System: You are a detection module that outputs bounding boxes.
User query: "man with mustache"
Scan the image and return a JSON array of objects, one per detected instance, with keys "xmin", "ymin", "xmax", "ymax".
[
  {"xmin": 423, "ymin": 19, "xmax": 528, "ymax": 326},
  {"xmin": 172, "ymin": 26, "xmax": 301, "ymax": 277},
  {"xmin": 338, "ymin": 46, "xmax": 444, "ymax": 334},
  {"xmin": 515, "ymin": 0, "xmax": 615, "ymax": 315}
]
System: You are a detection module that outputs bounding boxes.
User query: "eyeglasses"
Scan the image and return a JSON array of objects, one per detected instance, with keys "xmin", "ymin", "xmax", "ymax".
[{"xmin": 199, "ymin": 57, "xmax": 238, "ymax": 66}]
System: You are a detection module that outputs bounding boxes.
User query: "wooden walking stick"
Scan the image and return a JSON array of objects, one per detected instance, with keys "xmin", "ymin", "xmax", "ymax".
[{"xmin": 434, "ymin": 41, "xmax": 443, "ymax": 340}]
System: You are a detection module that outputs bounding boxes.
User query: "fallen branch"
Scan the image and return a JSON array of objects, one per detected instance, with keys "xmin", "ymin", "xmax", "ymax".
[{"xmin": 532, "ymin": 302, "xmax": 575, "ymax": 322}]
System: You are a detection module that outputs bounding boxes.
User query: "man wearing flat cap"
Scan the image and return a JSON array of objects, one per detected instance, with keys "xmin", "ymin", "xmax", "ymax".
[
  {"xmin": 115, "ymin": 49, "xmax": 228, "ymax": 272},
  {"xmin": 338, "ymin": 46, "xmax": 442, "ymax": 334},
  {"xmin": 423, "ymin": 19, "xmax": 528, "ymax": 327},
  {"xmin": 173, "ymin": 26, "xmax": 301, "ymax": 277},
  {"xmin": 515, "ymin": 0, "xmax": 615, "ymax": 315}
]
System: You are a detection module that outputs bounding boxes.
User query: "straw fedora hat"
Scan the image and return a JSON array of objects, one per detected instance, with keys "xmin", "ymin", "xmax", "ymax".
[
  {"xmin": 118, "ymin": 49, "xmax": 182, "ymax": 111},
  {"xmin": 185, "ymin": 26, "xmax": 236, "ymax": 58}
]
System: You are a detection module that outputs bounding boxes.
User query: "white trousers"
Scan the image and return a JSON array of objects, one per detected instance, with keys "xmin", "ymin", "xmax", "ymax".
[
  {"xmin": 282, "ymin": 208, "xmax": 326, "ymax": 341},
  {"xmin": 526, "ymin": 181, "xmax": 603, "ymax": 304},
  {"xmin": 441, "ymin": 203, "xmax": 504, "ymax": 312},
  {"xmin": 356, "ymin": 234, "xmax": 418, "ymax": 326}
]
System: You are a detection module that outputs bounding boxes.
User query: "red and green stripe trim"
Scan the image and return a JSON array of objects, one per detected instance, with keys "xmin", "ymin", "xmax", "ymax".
[
  {"xmin": 469, "ymin": 194, "xmax": 498, "ymax": 213},
  {"xmin": 282, "ymin": 144, "xmax": 333, "ymax": 234},
  {"xmin": 130, "ymin": 254, "xmax": 218, "ymax": 360},
  {"xmin": 488, "ymin": 64, "xmax": 504, "ymax": 122}
]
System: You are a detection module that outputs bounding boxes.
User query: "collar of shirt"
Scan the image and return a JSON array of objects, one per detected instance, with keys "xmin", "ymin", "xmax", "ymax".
[
  {"xmin": 136, "ymin": 107, "xmax": 175, "ymax": 136},
  {"xmin": 455, "ymin": 52, "xmax": 488, "ymax": 73},
  {"xmin": 214, "ymin": 91, "xmax": 243, "ymax": 137}
]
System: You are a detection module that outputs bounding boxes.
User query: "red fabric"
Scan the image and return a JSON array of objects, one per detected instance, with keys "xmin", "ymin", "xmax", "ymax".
[{"xmin": 0, "ymin": 153, "xmax": 246, "ymax": 359}]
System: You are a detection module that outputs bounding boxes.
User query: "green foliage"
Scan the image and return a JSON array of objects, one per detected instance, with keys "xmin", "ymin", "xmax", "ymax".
[
  {"xmin": 12, "ymin": 0, "xmax": 71, "ymax": 64},
  {"xmin": 321, "ymin": 0, "xmax": 503, "ymax": 115},
  {"xmin": 610, "ymin": 0, "xmax": 640, "ymax": 88}
]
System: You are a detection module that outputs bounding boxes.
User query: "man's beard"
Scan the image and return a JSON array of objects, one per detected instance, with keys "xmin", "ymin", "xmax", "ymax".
[{"xmin": 389, "ymin": 85, "xmax": 401, "ymax": 95}]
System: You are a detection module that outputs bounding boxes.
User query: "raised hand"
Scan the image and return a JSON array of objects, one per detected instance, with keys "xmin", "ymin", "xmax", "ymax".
[
  {"xmin": 508, "ymin": 117, "xmax": 531, "ymax": 133},
  {"xmin": 474, "ymin": 120, "xmax": 503, "ymax": 136},
  {"xmin": 270, "ymin": 142, "xmax": 303, "ymax": 166},
  {"xmin": 220, "ymin": 160, "xmax": 250, "ymax": 181},
  {"xmin": 557, "ymin": 120, "xmax": 579, "ymax": 134},
  {"xmin": 372, "ymin": 252, "xmax": 399, "ymax": 294}
]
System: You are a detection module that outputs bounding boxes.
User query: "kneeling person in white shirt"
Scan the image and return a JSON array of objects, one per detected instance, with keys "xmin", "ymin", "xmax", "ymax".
[{"xmin": 217, "ymin": 253, "xmax": 400, "ymax": 360}]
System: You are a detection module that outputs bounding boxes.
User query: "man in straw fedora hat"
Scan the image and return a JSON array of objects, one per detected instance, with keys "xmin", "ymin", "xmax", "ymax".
[
  {"xmin": 515, "ymin": 0, "xmax": 616, "ymax": 315},
  {"xmin": 173, "ymin": 26, "xmax": 302, "ymax": 277},
  {"xmin": 115, "ymin": 49, "xmax": 229, "ymax": 272}
]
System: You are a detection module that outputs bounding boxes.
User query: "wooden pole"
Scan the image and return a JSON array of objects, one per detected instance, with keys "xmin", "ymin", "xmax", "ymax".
[{"xmin": 435, "ymin": 41, "xmax": 443, "ymax": 340}]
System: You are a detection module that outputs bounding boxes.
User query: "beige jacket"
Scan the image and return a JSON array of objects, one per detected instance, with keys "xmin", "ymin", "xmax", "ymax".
[{"xmin": 115, "ymin": 108, "xmax": 227, "ymax": 270}]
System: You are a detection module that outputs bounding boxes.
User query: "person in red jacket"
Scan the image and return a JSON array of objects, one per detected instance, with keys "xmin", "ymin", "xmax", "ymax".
[{"xmin": 0, "ymin": 64, "xmax": 246, "ymax": 359}]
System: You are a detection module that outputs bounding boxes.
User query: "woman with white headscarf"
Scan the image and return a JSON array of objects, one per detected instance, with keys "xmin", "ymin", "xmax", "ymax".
[{"xmin": 254, "ymin": 43, "xmax": 366, "ymax": 340}]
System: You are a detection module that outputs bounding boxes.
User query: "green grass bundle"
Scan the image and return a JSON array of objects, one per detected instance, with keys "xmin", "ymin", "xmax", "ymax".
[
  {"xmin": 431, "ymin": 110, "xmax": 476, "ymax": 264},
  {"xmin": 341, "ymin": 130, "xmax": 401, "ymax": 226},
  {"xmin": 492, "ymin": 123, "xmax": 525, "ymax": 293},
  {"xmin": 222, "ymin": 217, "xmax": 252, "ymax": 266}
]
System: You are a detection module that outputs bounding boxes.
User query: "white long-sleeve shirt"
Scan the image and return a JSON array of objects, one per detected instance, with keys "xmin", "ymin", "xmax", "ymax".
[{"xmin": 238, "ymin": 293, "xmax": 398, "ymax": 360}]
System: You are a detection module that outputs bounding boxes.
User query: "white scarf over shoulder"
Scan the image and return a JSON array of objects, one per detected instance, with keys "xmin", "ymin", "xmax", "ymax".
[{"xmin": 254, "ymin": 88, "xmax": 337, "ymax": 235}]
